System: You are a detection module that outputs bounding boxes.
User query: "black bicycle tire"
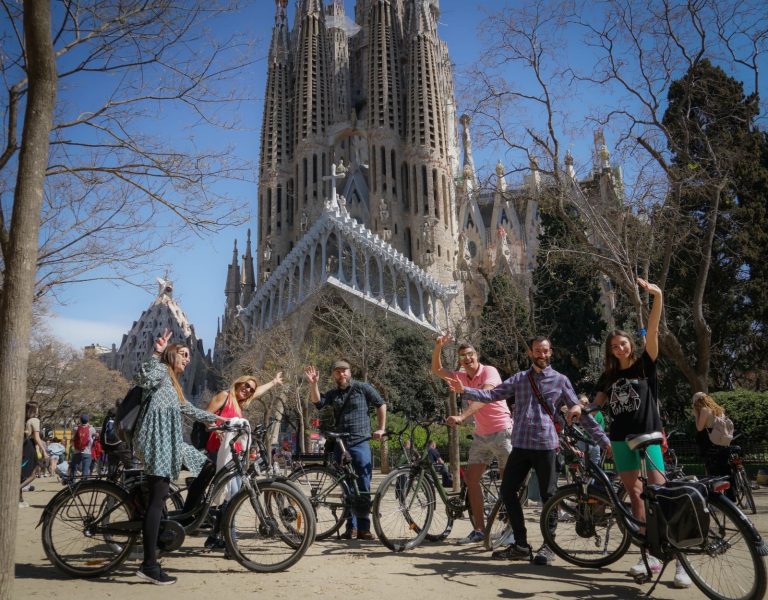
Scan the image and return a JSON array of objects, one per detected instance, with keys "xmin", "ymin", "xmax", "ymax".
[
  {"xmin": 483, "ymin": 498, "xmax": 511, "ymax": 551},
  {"xmin": 539, "ymin": 484, "xmax": 631, "ymax": 568},
  {"xmin": 41, "ymin": 480, "xmax": 137, "ymax": 578},
  {"xmin": 373, "ymin": 469, "xmax": 434, "ymax": 552},
  {"xmin": 424, "ymin": 484, "xmax": 454, "ymax": 542},
  {"xmin": 677, "ymin": 494, "xmax": 767, "ymax": 600},
  {"xmin": 736, "ymin": 468, "xmax": 757, "ymax": 515},
  {"xmin": 286, "ymin": 464, "xmax": 346, "ymax": 539},
  {"xmin": 221, "ymin": 480, "xmax": 315, "ymax": 573}
]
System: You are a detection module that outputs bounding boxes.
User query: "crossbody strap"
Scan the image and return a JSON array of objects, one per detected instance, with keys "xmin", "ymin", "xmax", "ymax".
[{"xmin": 526, "ymin": 370, "xmax": 562, "ymax": 444}]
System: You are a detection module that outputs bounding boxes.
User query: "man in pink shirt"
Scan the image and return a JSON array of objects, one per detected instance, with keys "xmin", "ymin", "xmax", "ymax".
[{"xmin": 432, "ymin": 335, "xmax": 513, "ymax": 545}]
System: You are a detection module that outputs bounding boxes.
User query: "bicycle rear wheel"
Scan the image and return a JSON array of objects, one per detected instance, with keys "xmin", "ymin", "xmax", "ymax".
[
  {"xmin": 41, "ymin": 480, "xmax": 137, "ymax": 578},
  {"xmin": 373, "ymin": 469, "xmax": 434, "ymax": 552},
  {"xmin": 539, "ymin": 484, "xmax": 630, "ymax": 568},
  {"xmin": 222, "ymin": 481, "xmax": 315, "ymax": 573},
  {"xmin": 677, "ymin": 494, "xmax": 767, "ymax": 600},
  {"xmin": 733, "ymin": 468, "xmax": 757, "ymax": 515},
  {"xmin": 287, "ymin": 465, "xmax": 346, "ymax": 539}
]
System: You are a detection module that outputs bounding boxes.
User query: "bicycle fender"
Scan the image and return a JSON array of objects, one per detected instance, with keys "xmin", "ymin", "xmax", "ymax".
[
  {"xmin": 37, "ymin": 483, "xmax": 86, "ymax": 528},
  {"xmin": 713, "ymin": 494, "xmax": 768, "ymax": 556}
]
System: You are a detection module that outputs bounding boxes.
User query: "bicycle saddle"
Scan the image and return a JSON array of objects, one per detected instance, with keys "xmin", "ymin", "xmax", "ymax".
[{"xmin": 625, "ymin": 431, "xmax": 664, "ymax": 451}]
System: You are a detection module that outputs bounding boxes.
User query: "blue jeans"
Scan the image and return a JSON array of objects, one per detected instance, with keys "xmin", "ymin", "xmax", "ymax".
[
  {"xmin": 71, "ymin": 453, "xmax": 92, "ymax": 478},
  {"xmin": 339, "ymin": 442, "xmax": 372, "ymax": 532}
]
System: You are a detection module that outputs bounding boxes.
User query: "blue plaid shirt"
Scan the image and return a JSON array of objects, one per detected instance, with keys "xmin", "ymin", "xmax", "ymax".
[
  {"xmin": 461, "ymin": 366, "xmax": 610, "ymax": 451},
  {"xmin": 315, "ymin": 381, "xmax": 385, "ymax": 447}
]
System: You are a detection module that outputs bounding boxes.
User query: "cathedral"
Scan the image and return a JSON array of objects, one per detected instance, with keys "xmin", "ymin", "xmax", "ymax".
[{"xmin": 214, "ymin": 0, "xmax": 623, "ymax": 368}]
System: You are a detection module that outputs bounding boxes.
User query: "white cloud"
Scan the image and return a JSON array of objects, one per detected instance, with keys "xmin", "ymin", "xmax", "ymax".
[{"xmin": 48, "ymin": 316, "xmax": 127, "ymax": 350}]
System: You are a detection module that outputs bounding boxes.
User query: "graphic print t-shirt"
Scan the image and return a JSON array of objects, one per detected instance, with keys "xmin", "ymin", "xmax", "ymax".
[{"xmin": 596, "ymin": 350, "xmax": 663, "ymax": 442}]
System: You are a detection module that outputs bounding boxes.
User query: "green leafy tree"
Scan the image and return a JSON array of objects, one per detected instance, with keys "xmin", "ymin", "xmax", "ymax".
[{"xmin": 533, "ymin": 211, "xmax": 607, "ymax": 388}]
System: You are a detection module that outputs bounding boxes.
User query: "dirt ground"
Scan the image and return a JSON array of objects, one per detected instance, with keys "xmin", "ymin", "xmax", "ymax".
[{"xmin": 13, "ymin": 476, "xmax": 768, "ymax": 600}]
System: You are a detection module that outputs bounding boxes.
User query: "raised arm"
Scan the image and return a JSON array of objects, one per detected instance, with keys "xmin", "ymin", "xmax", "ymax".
[
  {"xmin": 431, "ymin": 334, "xmax": 454, "ymax": 380},
  {"xmin": 254, "ymin": 371, "xmax": 284, "ymax": 398},
  {"xmin": 304, "ymin": 366, "xmax": 321, "ymax": 406},
  {"xmin": 638, "ymin": 278, "xmax": 663, "ymax": 361}
]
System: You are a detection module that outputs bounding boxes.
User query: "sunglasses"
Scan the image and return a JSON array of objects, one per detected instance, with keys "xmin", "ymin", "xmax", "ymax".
[
  {"xmin": 239, "ymin": 383, "xmax": 255, "ymax": 392},
  {"xmin": 458, "ymin": 351, "xmax": 476, "ymax": 360}
]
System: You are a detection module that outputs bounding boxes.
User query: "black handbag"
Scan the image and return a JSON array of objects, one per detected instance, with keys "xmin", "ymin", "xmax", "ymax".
[{"xmin": 190, "ymin": 393, "xmax": 226, "ymax": 450}]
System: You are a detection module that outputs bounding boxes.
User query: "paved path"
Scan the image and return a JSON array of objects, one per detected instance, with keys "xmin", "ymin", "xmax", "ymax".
[{"xmin": 13, "ymin": 476, "xmax": 768, "ymax": 599}]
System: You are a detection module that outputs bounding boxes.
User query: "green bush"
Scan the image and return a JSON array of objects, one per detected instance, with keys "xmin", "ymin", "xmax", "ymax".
[{"xmin": 712, "ymin": 390, "xmax": 768, "ymax": 442}]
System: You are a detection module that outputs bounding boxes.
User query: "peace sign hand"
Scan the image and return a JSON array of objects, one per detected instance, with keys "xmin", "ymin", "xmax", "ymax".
[{"xmin": 154, "ymin": 329, "xmax": 172, "ymax": 354}]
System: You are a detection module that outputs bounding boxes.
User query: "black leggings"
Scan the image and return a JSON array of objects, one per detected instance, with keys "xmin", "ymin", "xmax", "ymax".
[
  {"xmin": 142, "ymin": 476, "xmax": 170, "ymax": 569},
  {"xmin": 183, "ymin": 460, "xmax": 216, "ymax": 513}
]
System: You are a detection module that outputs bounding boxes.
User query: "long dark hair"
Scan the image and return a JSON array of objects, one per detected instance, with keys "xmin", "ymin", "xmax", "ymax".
[
  {"xmin": 603, "ymin": 329, "xmax": 637, "ymax": 376},
  {"xmin": 160, "ymin": 343, "xmax": 188, "ymax": 404}
]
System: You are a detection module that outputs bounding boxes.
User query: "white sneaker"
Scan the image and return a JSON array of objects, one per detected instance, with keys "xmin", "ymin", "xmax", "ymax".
[
  {"xmin": 629, "ymin": 555, "xmax": 662, "ymax": 576},
  {"xmin": 499, "ymin": 528, "xmax": 516, "ymax": 546},
  {"xmin": 673, "ymin": 561, "xmax": 692, "ymax": 588},
  {"xmin": 457, "ymin": 529, "xmax": 484, "ymax": 545}
]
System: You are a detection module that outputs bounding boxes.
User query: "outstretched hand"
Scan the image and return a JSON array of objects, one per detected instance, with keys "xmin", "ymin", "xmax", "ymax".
[
  {"xmin": 304, "ymin": 365, "xmax": 319, "ymax": 385},
  {"xmin": 272, "ymin": 371, "xmax": 284, "ymax": 386},
  {"xmin": 637, "ymin": 277, "xmax": 661, "ymax": 297},
  {"xmin": 435, "ymin": 333, "xmax": 452, "ymax": 347},
  {"xmin": 444, "ymin": 376, "xmax": 465, "ymax": 394}
]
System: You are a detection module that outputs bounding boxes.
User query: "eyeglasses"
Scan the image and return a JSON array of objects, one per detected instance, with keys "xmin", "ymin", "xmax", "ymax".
[{"xmin": 458, "ymin": 351, "xmax": 476, "ymax": 360}]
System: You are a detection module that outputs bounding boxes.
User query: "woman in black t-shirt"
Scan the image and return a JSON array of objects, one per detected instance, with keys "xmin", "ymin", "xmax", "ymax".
[{"xmin": 592, "ymin": 279, "xmax": 689, "ymax": 586}]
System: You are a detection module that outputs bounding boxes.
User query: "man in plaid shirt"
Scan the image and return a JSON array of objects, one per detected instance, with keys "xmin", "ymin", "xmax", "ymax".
[
  {"xmin": 447, "ymin": 336, "xmax": 610, "ymax": 565},
  {"xmin": 305, "ymin": 360, "xmax": 386, "ymax": 541}
]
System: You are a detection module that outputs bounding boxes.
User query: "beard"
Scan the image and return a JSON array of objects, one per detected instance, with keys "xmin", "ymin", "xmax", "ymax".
[{"xmin": 532, "ymin": 356, "xmax": 550, "ymax": 369}]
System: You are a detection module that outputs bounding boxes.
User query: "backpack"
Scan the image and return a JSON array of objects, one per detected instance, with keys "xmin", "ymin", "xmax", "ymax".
[
  {"xmin": 115, "ymin": 385, "xmax": 151, "ymax": 447},
  {"xmin": 73, "ymin": 424, "xmax": 91, "ymax": 451},
  {"xmin": 708, "ymin": 414, "xmax": 734, "ymax": 446},
  {"xmin": 100, "ymin": 417, "xmax": 121, "ymax": 448}
]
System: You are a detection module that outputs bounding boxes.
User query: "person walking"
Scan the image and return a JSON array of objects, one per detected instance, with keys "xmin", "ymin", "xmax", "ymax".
[
  {"xmin": 70, "ymin": 414, "xmax": 96, "ymax": 479},
  {"xmin": 20, "ymin": 402, "xmax": 48, "ymax": 507},
  {"xmin": 133, "ymin": 329, "xmax": 228, "ymax": 585},
  {"xmin": 433, "ymin": 335, "xmax": 511, "ymax": 546},
  {"xmin": 447, "ymin": 336, "xmax": 610, "ymax": 565},
  {"xmin": 304, "ymin": 360, "xmax": 386, "ymax": 540}
]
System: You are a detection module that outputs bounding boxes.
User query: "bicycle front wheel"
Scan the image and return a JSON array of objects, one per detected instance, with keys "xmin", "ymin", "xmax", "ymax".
[
  {"xmin": 41, "ymin": 480, "xmax": 137, "ymax": 578},
  {"xmin": 677, "ymin": 494, "xmax": 767, "ymax": 600},
  {"xmin": 373, "ymin": 469, "xmax": 434, "ymax": 552},
  {"xmin": 222, "ymin": 480, "xmax": 315, "ymax": 573},
  {"xmin": 484, "ymin": 498, "xmax": 512, "ymax": 550},
  {"xmin": 287, "ymin": 465, "xmax": 346, "ymax": 539},
  {"xmin": 424, "ymin": 484, "xmax": 454, "ymax": 542},
  {"xmin": 539, "ymin": 484, "xmax": 631, "ymax": 568},
  {"xmin": 733, "ymin": 468, "xmax": 757, "ymax": 515}
]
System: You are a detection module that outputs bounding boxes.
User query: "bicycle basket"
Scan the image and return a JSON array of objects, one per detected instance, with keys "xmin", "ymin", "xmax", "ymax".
[{"xmin": 649, "ymin": 480, "xmax": 710, "ymax": 549}]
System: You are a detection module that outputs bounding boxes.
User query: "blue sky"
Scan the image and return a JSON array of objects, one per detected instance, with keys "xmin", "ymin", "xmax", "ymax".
[
  {"xmin": 47, "ymin": 0, "xmax": 766, "ymax": 352},
  {"xmin": 48, "ymin": 1, "xmax": 493, "ymax": 351}
]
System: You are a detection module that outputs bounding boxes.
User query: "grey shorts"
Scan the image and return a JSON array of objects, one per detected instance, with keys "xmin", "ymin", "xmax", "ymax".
[{"xmin": 467, "ymin": 427, "xmax": 513, "ymax": 470}]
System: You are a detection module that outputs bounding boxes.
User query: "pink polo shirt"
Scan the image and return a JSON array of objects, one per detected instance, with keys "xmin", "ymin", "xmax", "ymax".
[{"xmin": 453, "ymin": 364, "xmax": 512, "ymax": 436}]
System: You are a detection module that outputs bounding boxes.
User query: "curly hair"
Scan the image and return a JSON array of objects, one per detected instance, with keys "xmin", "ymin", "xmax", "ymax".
[{"xmin": 692, "ymin": 392, "xmax": 724, "ymax": 417}]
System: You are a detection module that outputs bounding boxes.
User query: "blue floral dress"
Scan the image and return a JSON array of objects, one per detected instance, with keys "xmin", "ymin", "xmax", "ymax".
[{"xmin": 134, "ymin": 356, "xmax": 217, "ymax": 479}]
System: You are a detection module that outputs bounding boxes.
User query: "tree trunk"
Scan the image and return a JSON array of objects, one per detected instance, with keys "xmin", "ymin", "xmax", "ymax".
[{"xmin": 0, "ymin": 3, "xmax": 56, "ymax": 597}]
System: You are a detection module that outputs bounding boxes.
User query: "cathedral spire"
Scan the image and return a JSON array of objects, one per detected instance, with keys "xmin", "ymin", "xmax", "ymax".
[
  {"xmin": 224, "ymin": 239, "xmax": 241, "ymax": 314},
  {"xmin": 241, "ymin": 229, "xmax": 255, "ymax": 307},
  {"xmin": 460, "ymin": 114, "xmax": 476, "ymax": 183}
]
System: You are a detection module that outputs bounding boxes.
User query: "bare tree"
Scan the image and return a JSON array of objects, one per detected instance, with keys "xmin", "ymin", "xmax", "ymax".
[
  {"xmin": 0, "ymin": 1, "xmax": 254, "ymax": 299},
  {"xmin": 0, "ymin": 2, "xmax": 255, "ymax": 593},
  {"xmin": 465, "ymin": 0, "xmax": 767, "ymax": 392}
]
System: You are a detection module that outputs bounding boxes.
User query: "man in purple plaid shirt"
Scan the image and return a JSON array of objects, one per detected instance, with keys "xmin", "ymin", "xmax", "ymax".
[{"xmin": 447, "ymin": 336, "xmax": 610, "ymax": 565}]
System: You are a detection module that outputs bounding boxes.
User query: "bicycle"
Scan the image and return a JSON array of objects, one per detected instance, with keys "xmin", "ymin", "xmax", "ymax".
[
  {"xmin": 728, "ymin": 438, "xmax": 756, "ymax": 515},
  {"xmin": 287, "ymin": 430, "xmax": 372, "ymax": 540},
  {"xmin": 539, "ymin": 423, "xmax": 767, "ymax": 600},
  {"xmin": 38, "ymin": 420, "xmax": 315, "ymax": 577},
  {"xmin": 372, "ymin": 416, "xmax": 521, "ymax": 552}
]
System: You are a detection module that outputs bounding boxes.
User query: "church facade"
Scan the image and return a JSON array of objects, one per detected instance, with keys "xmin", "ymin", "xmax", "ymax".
[{"xmin": 214, "ymin": 0, "xmax": 623, "ymax": 365}]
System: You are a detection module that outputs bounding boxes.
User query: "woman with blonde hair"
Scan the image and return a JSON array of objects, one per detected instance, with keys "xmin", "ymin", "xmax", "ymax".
[
  {"xmin": 185, "ymin": 370, "xmax": 283, "ymax": 551},
  {"xmin": 133, "ymin": 329, "xmax": 228, "ymax": 585},
  {"xmin": 692, "ymin": 392, "xmax": 734, "ymax": 501}
]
